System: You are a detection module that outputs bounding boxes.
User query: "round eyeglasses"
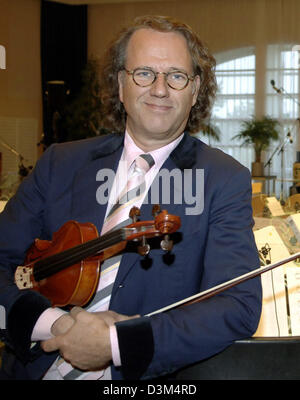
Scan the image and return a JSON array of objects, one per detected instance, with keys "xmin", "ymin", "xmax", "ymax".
[{"xmin": 123, "ymin": 68, "xmax": 195, "ymax": 90}]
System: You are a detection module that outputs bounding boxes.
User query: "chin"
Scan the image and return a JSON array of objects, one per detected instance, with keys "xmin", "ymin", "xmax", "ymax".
[
  {"xmin": 141, "ymin": 119, "xmax": 174, "ymax": 135},
  {"xmin": 144, "ymin": 127, "xmax": 173, "ymax": 138}
]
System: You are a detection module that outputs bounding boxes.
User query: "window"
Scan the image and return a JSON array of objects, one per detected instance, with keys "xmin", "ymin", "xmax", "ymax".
[
  {"xmin": 265, "ymin": 44, "xmax": 300, "ymax": 198},
  {"xmin": 207, "ymin": 47, "xmax": 256, "ymax": 169},
  {"xmin": 200, "ymin": 45, "xmax": 300, "ymax": 198}
]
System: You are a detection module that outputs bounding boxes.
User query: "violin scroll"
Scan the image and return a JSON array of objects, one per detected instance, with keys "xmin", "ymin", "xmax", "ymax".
[
  {"xmin": 128, "ymin": 206, "xmax": 181, "ymax": 255},
  {"xmin": 154, "ymin": 209, "xmax": 181, "ymax": 234}
]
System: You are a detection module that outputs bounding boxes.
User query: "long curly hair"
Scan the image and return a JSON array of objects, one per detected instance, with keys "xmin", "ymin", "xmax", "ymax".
[{"xmin": 99, "ymin": 15, "xmax": 217, "ymax": 134}]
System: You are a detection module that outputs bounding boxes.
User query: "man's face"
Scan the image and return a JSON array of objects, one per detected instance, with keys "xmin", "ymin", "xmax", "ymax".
[{"xmin": 118, "ymin": 28, "xmax": 200, "ymax": 148}]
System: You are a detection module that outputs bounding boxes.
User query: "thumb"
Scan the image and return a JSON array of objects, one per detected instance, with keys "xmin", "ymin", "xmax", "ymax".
[
  {"xmin": 41, "ymin": 336, "xmax": 60, "ymax": 353},
  {"xmin": 70, "ymin": 306, "xmax": 84, "ymax": 319},
  {"xmin": 118, "ymin": 314, "xmax": 140, "ymax": 322}
]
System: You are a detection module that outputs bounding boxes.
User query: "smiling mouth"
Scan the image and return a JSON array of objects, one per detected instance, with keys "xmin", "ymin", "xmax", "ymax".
[{"xmin": 145, "ymin": 103, "xmax": 173, "ymax": 112}]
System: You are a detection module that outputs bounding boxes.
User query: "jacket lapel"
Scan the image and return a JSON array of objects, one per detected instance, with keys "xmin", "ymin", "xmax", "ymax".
[{"xmin": 70, "ymin": 135, "xmax": 124, "ymax": 232}]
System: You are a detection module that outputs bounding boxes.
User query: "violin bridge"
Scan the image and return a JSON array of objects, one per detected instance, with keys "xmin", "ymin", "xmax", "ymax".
[{"xmin": 14, "ymin": 266, "xmax": 33, "ymax": 289}]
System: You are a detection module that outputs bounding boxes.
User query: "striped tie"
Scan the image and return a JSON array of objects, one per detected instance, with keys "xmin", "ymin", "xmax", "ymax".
[
  {"xmin": 88, "ymin": 153, "xmax": 155, "ymax": 311},
  {"xmin": 101, "ymin": 153, "xmax": 155, "ymax": 235},
  {"xmin": 56, "ymin": 153, "xmax": 155, "ymax": 380}
]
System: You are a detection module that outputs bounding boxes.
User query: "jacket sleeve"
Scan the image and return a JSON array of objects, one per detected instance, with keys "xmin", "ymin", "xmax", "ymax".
[
  {"xmin": 0, "ymin": 146, "xmax": 55, "ymax": 363},
  {"xmin": 115, "ymin": 165, "xmax": 262, "ymax": 380}
]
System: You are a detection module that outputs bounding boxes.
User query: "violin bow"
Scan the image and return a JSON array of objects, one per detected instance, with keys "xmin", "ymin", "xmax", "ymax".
[{"xmin": 146, "ymin": 250, "xmax": 300, "ymax": 316}]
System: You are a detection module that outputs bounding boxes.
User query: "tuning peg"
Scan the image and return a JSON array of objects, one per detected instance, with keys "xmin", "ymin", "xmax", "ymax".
[
  {"xmin": 160, "ymin": 234, "xmax": 173, "ymax": 252},
  {"xmin": 129, "ymin": 206, "xmax": 141, "ymax": 223},
  {"xmin": 138, "ymin": 236, "xmax": 150, "ymax": 256},
  {"xmin": 152, "ymin": 204, "xmax": 161, "ymax": 217}
]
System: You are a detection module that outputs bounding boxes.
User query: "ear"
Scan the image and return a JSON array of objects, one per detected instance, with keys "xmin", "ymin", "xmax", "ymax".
[
  {"xmin": 191, "ymin": 75, "xmax": 201, "ymax": 107},
  {"xmin": 118, "ymin": 70, "xmax": 124, "ymax": 103}
]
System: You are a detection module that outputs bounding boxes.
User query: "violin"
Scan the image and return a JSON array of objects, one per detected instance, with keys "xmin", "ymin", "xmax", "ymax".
[{"xmin": 14, "ymin": 206, "xmax": 181, "ymax": 308}]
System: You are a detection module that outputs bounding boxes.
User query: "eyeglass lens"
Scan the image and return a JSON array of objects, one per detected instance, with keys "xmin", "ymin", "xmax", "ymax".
[{"xmin": 133, "ymin": 68, "xmax": 189, "ymax": 90}]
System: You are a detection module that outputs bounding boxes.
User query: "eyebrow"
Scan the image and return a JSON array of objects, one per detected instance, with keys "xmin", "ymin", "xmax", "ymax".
[{"xmin": 132, "ymin": 65, "xmax": 190, "ymax": 73}]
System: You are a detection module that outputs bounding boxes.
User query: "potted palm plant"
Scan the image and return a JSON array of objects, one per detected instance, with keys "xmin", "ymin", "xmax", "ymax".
[{"xmin": 232, "ymin": 116, "xmax": 280, "ymax": 176}]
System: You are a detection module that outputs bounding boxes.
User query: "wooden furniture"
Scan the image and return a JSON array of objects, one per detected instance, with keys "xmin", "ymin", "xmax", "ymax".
[
  {"xmin": 252, "ymin": 176, "xmax": 277, "ymax": 196},
  {"xmin": 285, "ymin": 194, "xmax": 300, "ymax": 213}
]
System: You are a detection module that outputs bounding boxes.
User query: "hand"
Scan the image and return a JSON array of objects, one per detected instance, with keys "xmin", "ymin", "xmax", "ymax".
[
  {"xmin": 41, "ymin": 307, "xmax": 139, "ymax": 371},
  {"xmin": 51, "ymin": 313, "xmax": 75, "ymax": 336}
]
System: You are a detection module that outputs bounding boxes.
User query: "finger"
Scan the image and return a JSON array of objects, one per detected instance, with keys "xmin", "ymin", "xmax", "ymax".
[
  {"xmin": 129, "ymin": 314, "xmax": 140, "ymax": 319},
  {"xmin": 70, "ymin": 306, "xmax": 84, "ymax": 319},
  {"xmin": 94, "ymin": 311, "xmax": 140, "ymax": 325},
  {"xmin": 115, "ymin": 313, "xmax": 140, "ymax": 322},
  {"xmin": 51, "ymin": 314, "xmax": 74, "ymax": 336},
  {"xmin": 41, "ymin": 337, "xmax": 60, "ymax": 353}
]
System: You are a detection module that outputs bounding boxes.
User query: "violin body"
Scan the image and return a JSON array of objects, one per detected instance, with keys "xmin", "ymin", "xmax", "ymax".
[{"xmin": 24, "ymin": 221, "xmax": 103, "ymax": 307}]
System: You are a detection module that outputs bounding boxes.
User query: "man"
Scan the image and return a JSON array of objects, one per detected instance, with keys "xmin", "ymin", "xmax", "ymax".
[{"xmin": 0, "ymin": 15, "xmax": 262, "ymax": 380}]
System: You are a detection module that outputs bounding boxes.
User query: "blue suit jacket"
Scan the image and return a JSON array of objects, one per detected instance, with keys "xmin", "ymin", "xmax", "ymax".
[{"xmin": 0, "ymin": 133, "xmax": 262, "ymax": 380}]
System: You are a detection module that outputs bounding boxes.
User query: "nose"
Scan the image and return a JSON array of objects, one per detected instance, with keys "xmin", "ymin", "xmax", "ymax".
[{"xmin": 149, "ymin": 72, "xmax": 169, "ymax": 98}]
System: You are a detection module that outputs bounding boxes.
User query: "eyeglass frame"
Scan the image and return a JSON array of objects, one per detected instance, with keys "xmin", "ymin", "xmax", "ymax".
[{"xmin": 123, "ymin": 67, "xmax": 196, "ymax": 90}]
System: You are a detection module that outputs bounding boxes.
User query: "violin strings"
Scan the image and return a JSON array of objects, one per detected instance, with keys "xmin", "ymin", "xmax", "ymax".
[
  {"xmin": 33, "ymin": 229, "xmax": 126, "ymax": 281},
  {"xmin": 34, "ymin": 229, "xmax": 125, "ymax": 281}
]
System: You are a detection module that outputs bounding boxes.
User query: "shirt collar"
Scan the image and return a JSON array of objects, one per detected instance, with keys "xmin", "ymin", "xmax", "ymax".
[{"xmin": 123, "ymin": 130, "xmax": 184, "ymax": 171}]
